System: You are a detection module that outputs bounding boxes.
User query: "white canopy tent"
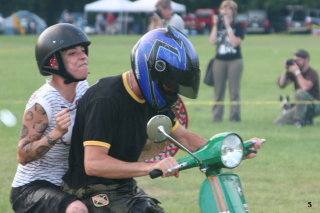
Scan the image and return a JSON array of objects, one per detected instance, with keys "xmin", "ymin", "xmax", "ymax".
[
  {"xmin": 84, "ymin": 0, "xmax": 186, "ymax": 13},
  {"xmin": 128, "ymin": 0, "xmax": 186, "ymax": 13},
  {"xmin": 83, "ymin": 0, "xmax": 186, "ymax": 34},
  {"xmin": 84, "ymin": 0, "xmax": 133, "ymax": 34},
  {"xmin": 84, "ymin": 0, "xmax": 133, "ymax": 13}
]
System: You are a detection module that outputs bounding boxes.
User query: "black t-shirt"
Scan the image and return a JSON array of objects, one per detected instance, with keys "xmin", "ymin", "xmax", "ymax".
[
  {"xmin": 63, "ymin": 74, "xmax": 176, "ymax": 189},
  {"xmin": 215, "ymin": 22, "xmax": 244, "ymax": 60}
]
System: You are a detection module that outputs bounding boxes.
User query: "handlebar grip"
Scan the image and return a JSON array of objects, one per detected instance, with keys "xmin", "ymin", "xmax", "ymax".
[
  {"xmin": 244, "ymin": 139, "xmax": 266, "ymax": 155},
  {"xmin": 247, "ymin": 147, "xmax": 257, "ymax": 154},
  {"xmin": 149, "ymin": 169, "xmax": 163, "ymax": 179}
]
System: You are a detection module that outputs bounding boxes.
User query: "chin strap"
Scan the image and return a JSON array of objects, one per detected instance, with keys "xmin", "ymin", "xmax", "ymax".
[{"xmin": 63, "ymin": 77, "xmax": 85, "ymax": 84}]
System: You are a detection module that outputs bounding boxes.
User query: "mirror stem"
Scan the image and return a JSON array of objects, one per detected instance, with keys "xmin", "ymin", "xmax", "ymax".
[{"xmin": 158, "ymin": 126, "xmax": 204, "ymax": 169}]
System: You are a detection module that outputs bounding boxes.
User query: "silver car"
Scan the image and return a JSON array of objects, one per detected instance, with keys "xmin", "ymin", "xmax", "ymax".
[{"xmin": 246, "ymin": 10, "xmax": 273, "ymax": 34}]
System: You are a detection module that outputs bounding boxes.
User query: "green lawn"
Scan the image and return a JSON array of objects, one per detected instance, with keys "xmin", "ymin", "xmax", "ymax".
[{"xmin": 0, "ymin": 33, "xmax": 319, "ymax": 213}]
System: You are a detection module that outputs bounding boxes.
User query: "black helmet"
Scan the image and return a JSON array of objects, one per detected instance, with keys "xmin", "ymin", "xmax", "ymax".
[
  {"xmin": 35, "ymin": 23, "xmax": 91, "ymax": 84},
  {"xmin": 131, "ymin": 26, "xmax": 200, "ymax": 111}
]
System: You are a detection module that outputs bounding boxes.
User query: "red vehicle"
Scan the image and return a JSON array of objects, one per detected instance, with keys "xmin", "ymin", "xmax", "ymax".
[
  {"xmin": 195, "ymin": 9, "xmax": 217, "ymax": 34},
  {"xmin": 184, "ymin": 9, "xmax": 218, "ymax": 34},
  {"xmin": 183, "ymin": 13, "xmax": 197, "ymax": 33},
  {"xmin": 235, "ymin": 13, "xmax": 249, "ymax": 32}
]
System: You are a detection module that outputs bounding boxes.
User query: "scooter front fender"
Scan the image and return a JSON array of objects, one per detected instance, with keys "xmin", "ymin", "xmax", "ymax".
[{"xmin": 199, "ymin": 173, "xmax": 249, "ymax": 213}]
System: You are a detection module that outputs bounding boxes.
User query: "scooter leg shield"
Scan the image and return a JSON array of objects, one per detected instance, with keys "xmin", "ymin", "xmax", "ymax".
[{"xmin": 199, "ymin": 173, "xmax": 249, "ymax": 213}]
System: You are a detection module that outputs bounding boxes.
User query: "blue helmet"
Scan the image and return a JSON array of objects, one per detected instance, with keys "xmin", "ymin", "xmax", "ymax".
[{"xmin": 131, "ymin": 26, "xmax": 200, "ymax": 111}]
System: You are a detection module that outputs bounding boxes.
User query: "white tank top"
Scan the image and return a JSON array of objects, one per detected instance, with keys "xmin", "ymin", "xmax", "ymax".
[{"xmin": 12, "ymin": 79, "xmax": 88, "ymax": 187}]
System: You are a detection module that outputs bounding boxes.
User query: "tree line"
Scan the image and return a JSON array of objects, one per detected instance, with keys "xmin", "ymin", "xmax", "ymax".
[{"xmin": 1, "ymin": 0, "xmax": 320, "ymax": 26}]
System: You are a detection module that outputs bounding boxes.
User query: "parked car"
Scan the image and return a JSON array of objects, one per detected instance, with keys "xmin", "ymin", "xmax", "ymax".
[
  {"xmin": 285, "ymin": 5, "xmax": 320, "ymax": 33},
  {"xmin": 194, "ymin": 9, "xmax": 217, "ymax": 34},
  {"xmin": 183, "ymin": 13, "xmax": 197, "ymax": 34},
  {"xmin": 183, "ymin": 9, "xmax": 218, "ymax": 34},
  {"xmin": 308, "ymin": 9, "xmax": 320, "ymax": 26},
  {"xmin": 195, "ymin": 8, "xmax": 218, "ymax": 34},
  {"xmin": 235, "ymin": 13, "xmax": 248, "ymax": 32},
  {"xmin": 269, "ymin": 14, "xmax": 288, "ymax": 33},
  {"xmin": 246, "ymin": 10, "xmax": 273, "ymax": 34}
]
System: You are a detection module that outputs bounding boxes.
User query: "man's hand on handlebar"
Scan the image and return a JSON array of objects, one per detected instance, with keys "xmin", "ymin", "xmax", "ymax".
[
  {"xmin": 243, "ymin": 137, "xmax": 266, "ymax": 159},
  {"xmin": 151, "ymin": 157, "xmax": 180, "ymax": 178}
]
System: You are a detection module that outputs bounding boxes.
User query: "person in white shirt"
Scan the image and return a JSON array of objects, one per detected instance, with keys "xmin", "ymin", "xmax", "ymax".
[
  {"xmin": 148, "ymin": 0, "xmax": 185, "ymax": 32},
  {"xmin": 10, "ymin": 23, "xmax": 90, "ymax": 213}
]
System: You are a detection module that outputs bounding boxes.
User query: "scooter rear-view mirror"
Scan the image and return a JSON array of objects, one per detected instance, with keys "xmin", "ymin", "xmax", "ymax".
[
  {"xmin": 147, "ymin": 115, "xmax": 204, "ymax": 169},
  {"xmin": 147, "ymin": 115, "xmax": 172, "ymax": 142}
]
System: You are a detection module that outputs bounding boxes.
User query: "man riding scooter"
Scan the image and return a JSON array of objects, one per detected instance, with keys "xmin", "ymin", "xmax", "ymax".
[{"xmin": 62, "ymin": 26, "xmax": 264, "ymax": 212}]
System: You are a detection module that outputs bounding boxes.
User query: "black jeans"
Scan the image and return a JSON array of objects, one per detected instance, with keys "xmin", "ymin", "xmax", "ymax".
[{"xmin": 10, "ymin": 180, "xmax": 77, "ymax": 213}]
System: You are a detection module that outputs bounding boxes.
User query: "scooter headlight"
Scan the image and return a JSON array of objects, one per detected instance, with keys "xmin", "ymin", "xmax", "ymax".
[{"xmin": 221, "ymin": 134, "xmax": 243, "ymax": 168}]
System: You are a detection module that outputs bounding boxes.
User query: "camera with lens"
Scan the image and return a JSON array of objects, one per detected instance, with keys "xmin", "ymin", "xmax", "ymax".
[
  {"xmin": 286, "ymin": 58, "xmax": 295, "ymax": 66},
  {"xmin": 217, "ymin": 14, "xmax": 225, "ymax": 30},
  {"xmin": 154, "ymin": 9, "xmax": 162, "ymax": 18},
  {"xmin": 146, "ymin": 9, "xmax": 162, "ymax": 18},
  {"xmin": 285, "ymin": 58, "xmax": 296, "ymax": 76}
]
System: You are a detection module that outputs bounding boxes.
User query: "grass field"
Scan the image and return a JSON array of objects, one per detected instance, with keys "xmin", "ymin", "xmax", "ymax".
[{"xmin": 0, "ymin": 33, "xmax": 320, "ymax": 213}]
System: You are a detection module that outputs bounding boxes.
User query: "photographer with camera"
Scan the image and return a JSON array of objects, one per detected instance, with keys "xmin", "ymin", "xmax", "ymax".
[
  {"xmin": 275, "ymin": 49, "xmax": 320, "ymax": 127},
  {"xmin": 148, "ymin": 0, "xmax": 184, "ymax": 32},
  {"xmin": 208, "ymin": 0, "xmax": 245, "ymax": 122}
]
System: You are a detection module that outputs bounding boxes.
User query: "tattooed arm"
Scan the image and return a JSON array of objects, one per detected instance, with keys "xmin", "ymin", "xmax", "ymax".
[{"xmin": 17, "ymin": 103, "xmax": 71, "ymax": 165}]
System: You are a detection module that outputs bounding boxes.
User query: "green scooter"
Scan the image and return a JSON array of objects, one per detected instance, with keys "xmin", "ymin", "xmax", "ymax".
[{"xmin": 146, "ymin": 115, "xmax": 266, "ymax": 213}]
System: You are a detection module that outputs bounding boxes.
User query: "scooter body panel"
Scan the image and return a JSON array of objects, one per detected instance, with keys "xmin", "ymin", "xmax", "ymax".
[{"xmin": 199, "ymin": 173, "xmax": 249, "ymax": 213}]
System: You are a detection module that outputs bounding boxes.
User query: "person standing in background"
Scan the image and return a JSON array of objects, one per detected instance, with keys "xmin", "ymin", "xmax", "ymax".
[
  {"xmin": 95, "ymin": 12, "xmax": 106, "ymax": 34},
  {"xmin": 106, "ymin": 13, "xmax": 116, "ymax": 34},
  {"xmin": 148, "ymin": 0, "xmax": 185, "ymax": 32},
  {"xmin": 60, "ymin": 9, "xmax": 73, "ymax": 24},
  {"xmin": 209, "ymin": 0, "xmax": 245, "ymax": 122}
]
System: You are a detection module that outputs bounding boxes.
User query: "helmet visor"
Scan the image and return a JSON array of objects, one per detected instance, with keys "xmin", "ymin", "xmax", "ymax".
[{"xmin": 160, "ymin": 65, "xmax": 200, "ymax": 99}]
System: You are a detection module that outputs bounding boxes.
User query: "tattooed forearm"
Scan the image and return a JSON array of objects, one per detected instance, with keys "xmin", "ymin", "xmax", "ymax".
[
  {"xmin": 46, "ymin": 135, "xmax": 57, "ymax": 146},
  {"xmin": 34, "ymin": 103, "xmax": 46, "ymax": 115},
  {"xmin": 21, "ymin": 140, "xmax": 33, "ymax": 153},
  {"xmin": 18, "ymin": 103, "xmax": 51, "ymax": 164},
  {"xmin": 36, "ymin": 145, "xmax": 50, "ymax": 158},
  {"xmin": 33, "ymin": 120, "xmax": 48, "ymax": 133},
  {"xmin": 19, "ymin": 135, "xmax": 52, "ymax": 163},
  {"xmin": 25, "ymin": 111, "xmax": 34, "ymax": 121},
  {"xmin": 29, "ymin": 134, "xmax": 42, "ymax": 141},
  {"xmin": 20, "ymin": 125, "xmax": 29, "ymax": 139}
]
